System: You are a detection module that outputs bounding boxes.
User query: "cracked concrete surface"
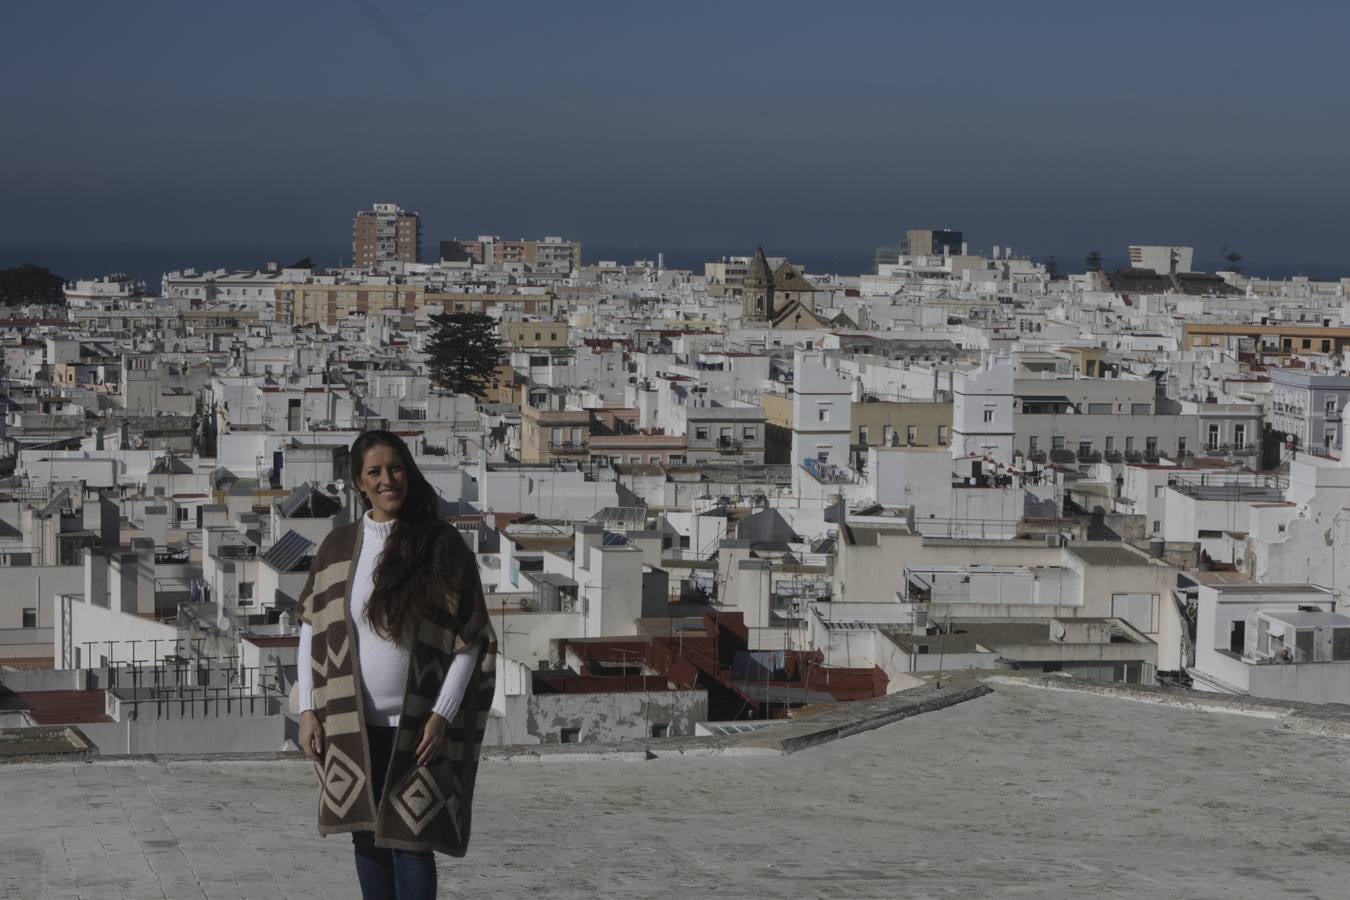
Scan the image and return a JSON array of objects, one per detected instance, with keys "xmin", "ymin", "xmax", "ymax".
[{"xmin": 3, "ymin": 684, "xmax": 1350, "ymax": 898}]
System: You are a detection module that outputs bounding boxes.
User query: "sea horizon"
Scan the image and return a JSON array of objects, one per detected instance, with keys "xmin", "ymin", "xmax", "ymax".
[{"xmin": 1, "ymin": 240, "xmax": 1345, "ymax": 289}]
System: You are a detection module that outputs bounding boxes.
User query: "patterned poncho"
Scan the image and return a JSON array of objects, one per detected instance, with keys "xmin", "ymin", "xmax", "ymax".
[{"xmin": 298, "ymin": 518, "xmax": 497, "ymax": 856}]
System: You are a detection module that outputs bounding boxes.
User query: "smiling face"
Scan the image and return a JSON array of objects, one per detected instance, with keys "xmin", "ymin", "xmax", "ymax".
[{"xmin": 357, "ymin": 442, "xmax": 407, "ymax": 522}]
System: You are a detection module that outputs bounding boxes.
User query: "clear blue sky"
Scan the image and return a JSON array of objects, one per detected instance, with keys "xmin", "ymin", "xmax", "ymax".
[{"xmin": 2, "ymin": 0, "xmax": 1347, "ymax": 267}]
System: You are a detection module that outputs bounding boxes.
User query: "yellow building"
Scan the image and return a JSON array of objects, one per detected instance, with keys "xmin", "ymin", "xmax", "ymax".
[
  {"xmin": 762, "ymin": 394, "xmax": 953, "ymax": 462},
  {"xmin": 276, "ymin": 284, "xmax": 555, "ymax": 326},
  {"xmin": 1184, "ymin": 322, "xmax": 1350, "ymax": 357}
]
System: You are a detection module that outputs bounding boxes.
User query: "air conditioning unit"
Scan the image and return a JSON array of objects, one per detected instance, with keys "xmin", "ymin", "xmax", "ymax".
[{"xmin": 1045, "ymin": 534, "xmax": 1060, "ymax": 548}]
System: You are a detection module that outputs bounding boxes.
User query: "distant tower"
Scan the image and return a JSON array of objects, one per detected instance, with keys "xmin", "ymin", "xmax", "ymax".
[
  {"xmin": 743, "ymin": 246, "xmax": 775, "ymax": 320},
  {"xmin": 352, "ymin": 202, "xmax": 422, "ymax": 267}
]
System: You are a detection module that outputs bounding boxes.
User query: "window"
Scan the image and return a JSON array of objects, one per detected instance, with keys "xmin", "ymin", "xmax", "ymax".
[
  {"xmin": 1146, "ymin": 437, "xmax": 1158, "ymax": 455},
  {"xmin": 1302, "ymin": 338, "xmax": 1312, "ymax": 349},
  {"xmin": 1052, "ymin": 436, "xmax": 1066, "ymax": 451},
  {"xmin": 1233, "ymin": 425, "xmax": 1246, "ymax": 448},
  {"xmin": 560, "ymin": 728, "xmax": 580, "ymax": 744},
  {"xmin": 1327, "ymin": 398, "xmax": 1338, "ymax": 418},
  {"xmin": 938, "ymin": 425, "xmax": 949, "ymax": 444},
  {"xmin": 1105, "ymin": 436, "xmax": 1115, "ymax": 452},
  {"xmin": 650, "ymin": 723, "xmax": 669, "ymax": 738},
  {"xmin": 1207, "ymin": 424, "xmax": 1221, "ymax": 449},
  {"xmin": 22, "ymin": 608, "xmax": 36, "ymax": 629},
  {"xmin": 237, "ymin": 582, "xmax": 254, "ymax": 600},
  {"xmin": 1229, "ymin": 620, "xmax": 1245, "ymax": 654},
  {"xmin": 1152, "ymin": 520, "xmax": 1160, "ymax": 533},
  {"xmin": 1131, "ymin": 403, "xmax": 1151, "ymax": 415},
  {"xmin": 1029, "ymin": 436, "xmax": 1039, "ymax": 452},
  {"xmin": 720, "ymin": 426, "xmax": 733, "ymax": 439},
  {"xmin": 1177, "ymin": 437, "xmax": 1187, "ymax": 455},
  {"xmin": 1198, "ymin": 530, "xmax": 1223, "ymax": 539},
  {"xmin": 882, "ymin": 425, "xmax": 894, "ymax": 446},
  {"xmin": 1079, "ymin": 441, "xmax": 1093, "ymax": 456},
  {"xmin": 817, "ymin": 406, "xmax": 830, "ymax": 423},
  {"xmin": 743, "ymin": 426, "xmax": 756, "ymax": 440},
  {"xmin": 858, "ymin": 425, "xmax": 869, "ymax": 444},
  {"xmin": 1154, "ymin": 485, "xmax": 1164, "ymax": 498},
  {"xmin": 695, "ymin": 427, "xmax": 709, "ymax": 441},
  {"xmin": 983, "ymin": 409, "xmax": 994, "ymax": 423},
  {"xmin": 1125, "ymin": 436, "xmax": 1135, "ymax": 452},
  {"xmin": 906, "ymin": 425, "xmax": 918, "ymax": 444}
]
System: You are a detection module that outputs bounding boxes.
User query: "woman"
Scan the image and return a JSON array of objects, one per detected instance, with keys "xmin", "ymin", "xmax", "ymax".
[{"xmin": 296, "ymin": 430, "xmax": 496, "ymax": 900}]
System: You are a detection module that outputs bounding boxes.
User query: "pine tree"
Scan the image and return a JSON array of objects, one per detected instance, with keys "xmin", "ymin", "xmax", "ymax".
[{"xmin": 426, "ymin": 312, "xmax": 501, "ymax": 399}]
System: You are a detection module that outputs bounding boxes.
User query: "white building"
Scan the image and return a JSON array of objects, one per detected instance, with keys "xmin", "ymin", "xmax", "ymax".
[
  {"xmin": 1128, "ymin": 245, "xmax": 1193, "ymax": 275},
  {"xmin": 951, "ymin": 355, "xmax": 1014, "ymax": 465},
  {"xmin": 1189, "ymin": 582, "xmax": 1347, "ymax": 702}
]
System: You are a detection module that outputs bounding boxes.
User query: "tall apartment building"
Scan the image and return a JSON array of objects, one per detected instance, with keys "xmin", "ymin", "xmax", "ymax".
[
  {"xmin": 438, "ymin": 235, "xmax": 582, "ymax": 273},
  {"xmin": 1128, "ymin": 245, "xmax": 1193, "ymax": 275},
  {"xmin": 905, "ymin": 229, "xmax": 964, "ymax": 258},
  {"xmin": 352, "ymin": 203, "xmax": 421, "ymax": 267}
]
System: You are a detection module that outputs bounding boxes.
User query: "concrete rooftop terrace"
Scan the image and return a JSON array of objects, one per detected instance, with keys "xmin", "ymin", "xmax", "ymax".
[{"xmin": 3, "ymin": 683, "xmax": 1350, "ymax": 899}]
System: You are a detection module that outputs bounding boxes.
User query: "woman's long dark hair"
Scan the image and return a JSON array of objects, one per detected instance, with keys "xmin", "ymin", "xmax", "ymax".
[{"xmin": 350, "ymin": 430, "xmax": 449, "ymax": 643}]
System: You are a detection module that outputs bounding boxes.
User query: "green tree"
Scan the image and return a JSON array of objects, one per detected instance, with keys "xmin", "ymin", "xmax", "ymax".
[
  {"xmin": 426, "ymin": 312, "xmax": 502, "ymax": 399},
  {"xmin": 1085, "ymin": 251, "xmax": 1102, "ymax": 272},
  {"xmin": 0, "ymin": 264, "xmax": 65, "ymax": 305},
  {"xmin": 1223, "ymin": 250, "xmax": 1243, "ymax": 274}
]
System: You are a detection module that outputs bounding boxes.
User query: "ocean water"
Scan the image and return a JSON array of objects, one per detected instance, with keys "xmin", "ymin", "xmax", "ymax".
[{"xmin": 0, "ymin": 241, "xmax": 1343, "ymax": 287}]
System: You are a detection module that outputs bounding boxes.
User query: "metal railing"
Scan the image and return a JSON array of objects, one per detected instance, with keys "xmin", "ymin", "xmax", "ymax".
[{"xmin": 801, "ymin": 458, "xmax": 854, "ymax": 484}]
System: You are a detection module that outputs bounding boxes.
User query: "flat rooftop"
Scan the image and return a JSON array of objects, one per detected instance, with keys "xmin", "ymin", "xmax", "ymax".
[{"xmin": 2, "ymin": 684, "xmax": 1347, "ymax": 898}]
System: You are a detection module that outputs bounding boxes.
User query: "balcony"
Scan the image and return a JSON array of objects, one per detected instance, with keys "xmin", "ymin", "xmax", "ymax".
[
  {"xmin": 548, "ymin": 439, "xmax": 589, "ymax": 452},
  {"xmin": 717, "ymin": 436, "xmax": 742, "ymax": 454},
  {"xmin": 801, "ymin": 458, "xmax": 854, "ymax": 484}
]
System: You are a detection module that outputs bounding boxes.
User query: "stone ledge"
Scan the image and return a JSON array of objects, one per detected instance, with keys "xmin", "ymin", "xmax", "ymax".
[
  {"xmin": 980, "ymin": 672, "xmax": 1350, "ymax": 739},
  {"xmin": 0, "ymin": 681, "xmax": 995, "ymax": 764}
]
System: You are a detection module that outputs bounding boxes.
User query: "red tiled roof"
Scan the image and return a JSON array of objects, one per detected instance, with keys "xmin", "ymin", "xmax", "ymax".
[
  {"xmin": 243, "ymin": 636, "xmax": 299, "ymax": 648},
  {"xmin": 16, "ymin": 690, "xmax": 112, "ymax": 725}
]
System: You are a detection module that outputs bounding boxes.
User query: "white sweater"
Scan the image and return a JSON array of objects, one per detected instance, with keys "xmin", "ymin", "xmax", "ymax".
[{"xmin": 297, "ymin": 512, "xmax": 479, "ymax": 726}]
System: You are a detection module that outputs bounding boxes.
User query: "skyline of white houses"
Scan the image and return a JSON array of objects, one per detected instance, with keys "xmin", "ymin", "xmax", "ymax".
[{"xmin": 2, "ymin": 230, "xmax": 1350, "ymax": 756}]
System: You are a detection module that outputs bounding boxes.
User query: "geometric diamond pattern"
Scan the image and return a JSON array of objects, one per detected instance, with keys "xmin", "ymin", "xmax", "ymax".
[
  {"xmin": 393, "ymin": 768, "xmax": 446, "ymax": 836},
  {"xmin": 321, "ymin": 744, "xmax": 366, "ymax": 818}
]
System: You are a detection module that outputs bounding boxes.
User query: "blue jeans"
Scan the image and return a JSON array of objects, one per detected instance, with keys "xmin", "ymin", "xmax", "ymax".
[{"xmin": 352, "ymin": 725, "xmax": 437, "ymax": 900}]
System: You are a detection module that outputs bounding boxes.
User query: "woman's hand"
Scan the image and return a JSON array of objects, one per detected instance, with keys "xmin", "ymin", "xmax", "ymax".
[
  {"xmin": 416, "ymin": 713, "xmax": 449, "ymax": 767},
  {"xmin": 300, "ymin": 710, "xmax": 325, "ymax": 763}
]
